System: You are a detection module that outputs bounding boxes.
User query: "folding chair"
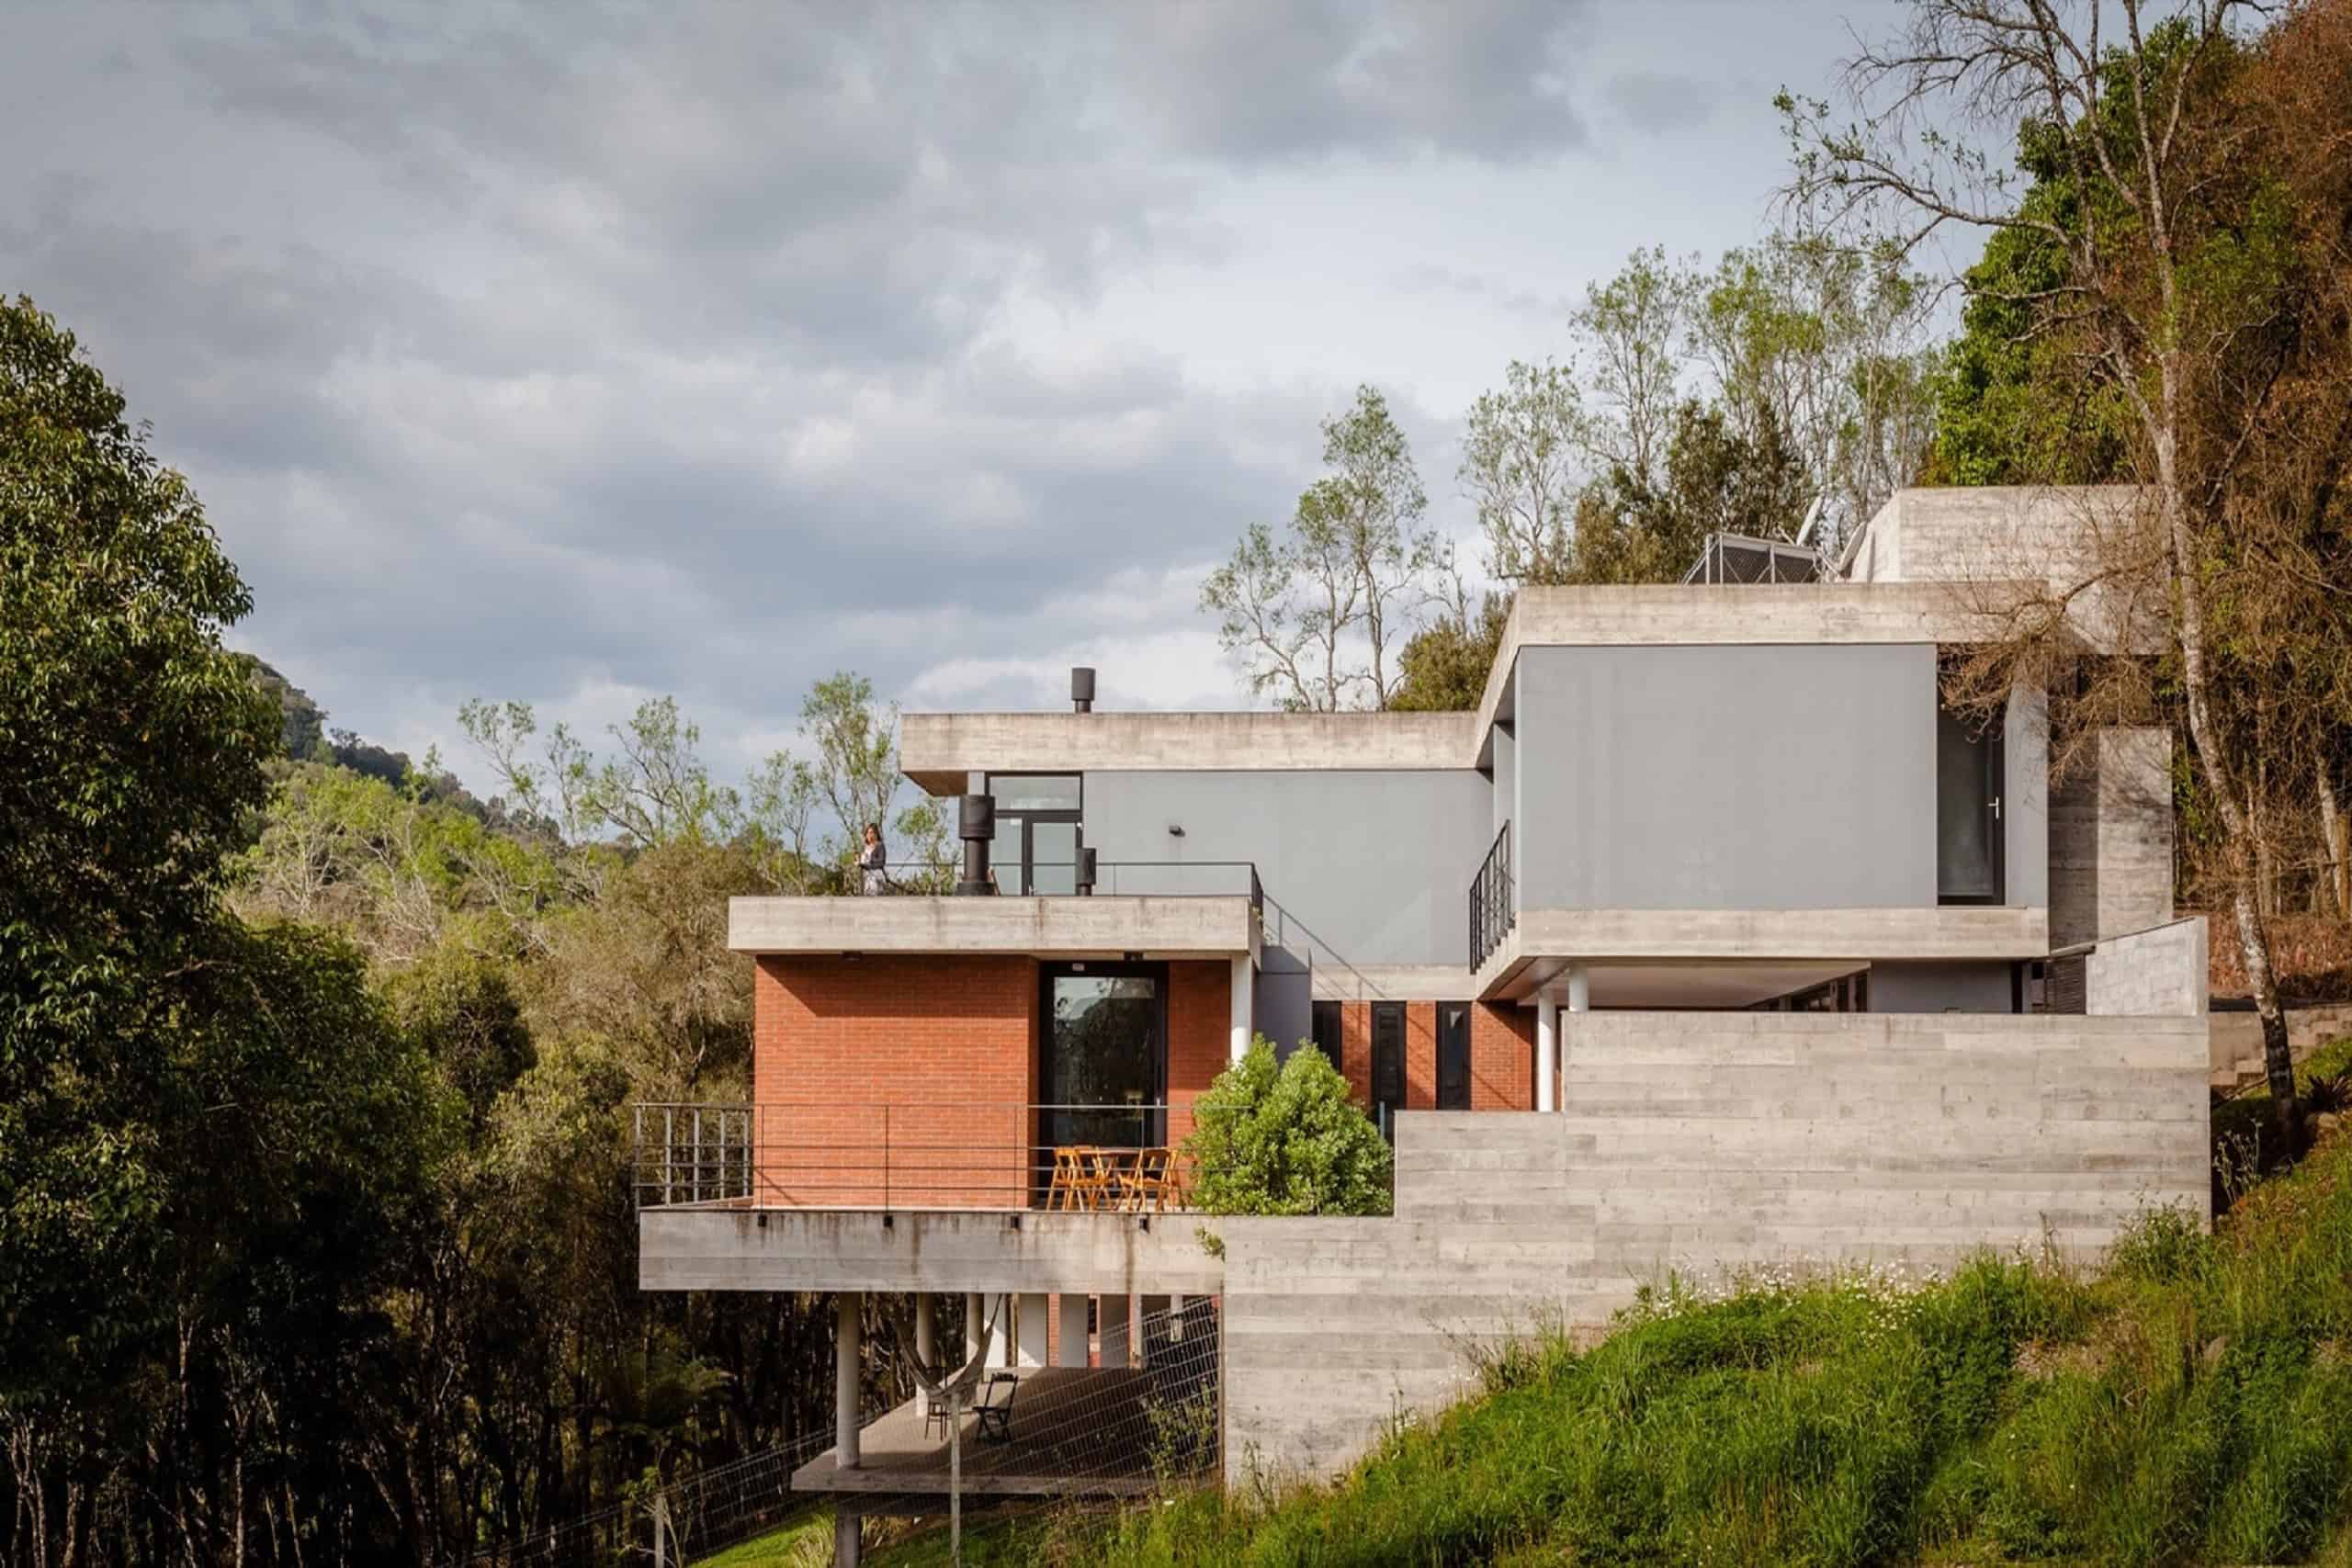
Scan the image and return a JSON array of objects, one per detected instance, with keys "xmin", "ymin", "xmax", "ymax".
[{"xmin": 975, "ymin": 1371, "xmax": 1019, "ymax": 1442}]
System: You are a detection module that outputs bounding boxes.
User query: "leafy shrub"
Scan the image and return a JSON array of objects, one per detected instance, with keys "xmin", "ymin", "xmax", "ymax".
[{"xmin": 1181, "ymin": 1037, "xmax": 1393, "ymax": 1216}]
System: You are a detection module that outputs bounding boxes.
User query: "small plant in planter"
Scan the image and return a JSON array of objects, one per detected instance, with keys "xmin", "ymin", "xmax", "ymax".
[{"xmin": 1182, "ymin": 1037, "xmax": 1393, "ymax": 1216}]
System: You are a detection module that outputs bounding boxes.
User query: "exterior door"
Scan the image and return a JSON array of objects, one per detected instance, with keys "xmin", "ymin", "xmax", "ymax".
[
  {"xmin": 1309, "ymin": 1000, "xmax": 1342, "ymax": 1073},
  {"xmin": 1370, "ymin": 1002, "xmax": 1407, "ymax": 1122},
  {"xmin": 1436, "ymin": 1002, "xmax": 1472, "ymax": 1111},
  {"xmin": 1937, "ymin": 706, "xmax": 2006, "ymax": 903}
]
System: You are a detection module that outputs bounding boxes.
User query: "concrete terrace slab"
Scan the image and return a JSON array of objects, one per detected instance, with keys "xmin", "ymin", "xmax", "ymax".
[
  {"xmin": 791, "ymin": 1370, "xmax": 1186, "ymax": 1497},
  {"xmin": 727, "ymin": 894, "xmax": 1258, "ymax": 961}
]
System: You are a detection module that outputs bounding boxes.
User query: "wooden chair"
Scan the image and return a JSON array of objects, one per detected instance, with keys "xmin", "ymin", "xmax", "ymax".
[
  {"xmin": 1119, "ymin": 1146, "xmax": 1179, "ymax": 1213},
  {"xmin": 1083, "ymin": 1146, "xmax": 1135, "ymax": 1212},
  {"xmin": 975, "ymin": 1371, "xmax": 1019, "ymax": 1442},
  {"xmin": 1046, "ymin": 1146, "xmax": 1087, "ymax": 1212}
]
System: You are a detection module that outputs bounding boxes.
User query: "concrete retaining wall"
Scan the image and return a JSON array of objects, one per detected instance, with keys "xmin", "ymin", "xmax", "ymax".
[
  {"xmin": 2050, "ymin": 728, "xmax": 2175, "ymax": 948},
  {"xmin": 2085, "ymin": 917, "xmax": 2209, "ymax": 1018},
  {"xmin": 1221, "ymin": 1010, "xmax": 2210, "ymax": 1483}
]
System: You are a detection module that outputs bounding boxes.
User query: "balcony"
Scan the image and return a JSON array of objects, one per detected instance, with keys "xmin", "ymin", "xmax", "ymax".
[
  {"xmin": 1468, "ymin": 820, "xmax": 1513, "ymax": 971},
  {"xmin": 632, "ymin": 1100, "xmax": 1256, "ymax": 1213},
  {"xmin": 727, "ymin": 862, "xmax": 1262, "ymax": 960}
]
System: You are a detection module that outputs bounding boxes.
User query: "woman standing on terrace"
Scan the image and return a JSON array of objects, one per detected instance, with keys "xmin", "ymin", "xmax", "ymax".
[{"xmin": 858, "ymin": 821, "xmax": 888, "ymax": 896}]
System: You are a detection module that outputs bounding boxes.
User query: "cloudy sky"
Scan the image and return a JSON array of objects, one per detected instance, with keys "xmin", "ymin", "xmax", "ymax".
[{"xmin": 4, "ymin": 0, "xmax": 1919, "ymax": 794}]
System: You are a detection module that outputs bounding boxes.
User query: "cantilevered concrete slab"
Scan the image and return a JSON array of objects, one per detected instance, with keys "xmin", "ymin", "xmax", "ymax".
[
  {"xmin": 1476, "ymin": 905, "xmax": 2050, "ymax": 999},
  {"xmin": 898, "ymin": 710, "xmax": 1476, "ymax": 795},
  {"xmin": 640, "ymin": 1206, "xmax": 1227, "ymax": 1297},
  {"xmin": 727, "ymin": 894, "xmax": 1257, "ymax": 960}
]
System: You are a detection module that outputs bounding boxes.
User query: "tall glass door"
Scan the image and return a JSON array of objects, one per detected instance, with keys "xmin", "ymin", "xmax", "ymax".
[
  {"xmin": 1038, "ymin": 962, "xmax": 1165, "ymax": 1152},
  {"xmin": 1937, "ymin": 705, "xmax": 2006, "ymax": 903}
]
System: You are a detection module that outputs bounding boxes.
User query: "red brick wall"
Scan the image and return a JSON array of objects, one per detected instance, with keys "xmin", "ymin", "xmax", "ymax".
[
  {"xmin": 752, "ymin": 955, "xmax": 1234, "ymax": 1208},
  {"xmin": 1328, "ymin": 999, "xmax": 1533, "ymax": 1113},
  {"xmin": 1165, "ymin": 960, "xmax": 1229, "ymax": 1147},
  {"xmin": 753, "ymin": 955, "xmax": 1037, "ymax": 1207}
]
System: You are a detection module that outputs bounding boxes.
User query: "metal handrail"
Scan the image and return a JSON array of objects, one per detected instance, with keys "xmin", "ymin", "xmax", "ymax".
[
  {"xmin": 1468, "ymin": 819, "xmax": 1513, "ymax": 971},
  {"xmin": 629, "ymin": 1099, "xmax": 1382, "ymax": 1213}
]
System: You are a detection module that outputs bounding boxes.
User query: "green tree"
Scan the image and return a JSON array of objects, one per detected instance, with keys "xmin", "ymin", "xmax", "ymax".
[
  {"xmin": 0, "ymin": 294, "xmax": 279, "ymax": 1389},
  {"xmin": 1459, "ymin": 360, "xmax": 1582, "ymax": 586},
  {"xmin": 1203, "ymin": 386, "xmax": 1442, "ymax": 710},
  {"xmin": 1390, "ymin": 595, "xmax": 1510, "ymax": 713},
  {"xmin": 1182, "ymin": 1039, "xmax": 1393, "ymax": 1217}
]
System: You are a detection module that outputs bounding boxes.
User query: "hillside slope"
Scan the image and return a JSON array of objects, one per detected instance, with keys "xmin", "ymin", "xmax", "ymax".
[{"xmin": 935, "ymin": 1048, "xmax": 2352, "ymax": 1568}]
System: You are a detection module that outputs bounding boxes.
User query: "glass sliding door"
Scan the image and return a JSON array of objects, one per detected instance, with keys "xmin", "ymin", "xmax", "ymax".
[{"xmin": 1038, "ymin": 962, "xmax": 1165, "ymax": 1155}]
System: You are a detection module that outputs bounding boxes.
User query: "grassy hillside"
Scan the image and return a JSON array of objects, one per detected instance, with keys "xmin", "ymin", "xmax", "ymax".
[{"xmin": 968, "ymin": 1044, "xmax": 2352, "ymax": 1568}]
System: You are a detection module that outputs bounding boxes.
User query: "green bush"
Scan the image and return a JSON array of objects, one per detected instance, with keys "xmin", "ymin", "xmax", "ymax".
[{"xmin": 1181, "ymin": 1037, "xmax": 1393, "ymax": 1216}]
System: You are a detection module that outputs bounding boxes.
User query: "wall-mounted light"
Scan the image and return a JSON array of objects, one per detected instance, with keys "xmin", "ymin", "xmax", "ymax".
[{"xmin": 1168, "ymin": 823, "xmax": 1185, "ymax": 838}]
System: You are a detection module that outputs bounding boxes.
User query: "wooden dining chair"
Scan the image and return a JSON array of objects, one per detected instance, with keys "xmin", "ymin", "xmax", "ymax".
[
  {"xmin": 1046, "ymin": 1146, "xmax": 1086, "ymax": 1211},
  {"xmin": 1120, "ymin": 1146, "xmax": 1177, "ymax": 1213}
]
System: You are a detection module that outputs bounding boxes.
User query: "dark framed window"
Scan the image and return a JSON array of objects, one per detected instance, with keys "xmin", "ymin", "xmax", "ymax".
[
  {"xmin": 1310, "ymin": 1000, "xmax": 1342, "ymax": 1074},
  {"xmin": 1936, "ymin": 698, "xmax": 2006, "ymax": 905},
  {"xmin": 1436, "ymin": 1002, "xmax": 1472, "ymax": 1111},
  {"xmin": 1370, "ymin": 1002, "xmax": 1408, "ymax": 1113},
  {"xmin": 988, "ymin": 773, "xmax": 1081, "ymax": 895},
  {"xmin": 1036, "ymin": 960, "xmax": 1164, "ymax": 1154}
]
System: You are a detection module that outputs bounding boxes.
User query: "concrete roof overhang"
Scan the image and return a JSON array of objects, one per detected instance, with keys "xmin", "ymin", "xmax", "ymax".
[
  {"xmin": 1474, "ymin": 905, "xmax": 2051, "ymax": 1001},
  {"xmin": 727, "ymin": 894, "xmax": 1259, "ymax": 963}
]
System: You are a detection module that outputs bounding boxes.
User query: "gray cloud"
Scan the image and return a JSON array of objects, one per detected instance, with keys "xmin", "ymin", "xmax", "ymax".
[
  {"xmin": 0, "ymin": 0, "xmax": 1879, "ymax": 794},
  {"xmin": 1605, "ymin": 69, "xmax": 1716, "ymax": 135}
]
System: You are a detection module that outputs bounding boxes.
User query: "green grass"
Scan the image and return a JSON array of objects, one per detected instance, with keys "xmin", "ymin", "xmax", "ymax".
[
  {"xmin": 2213, "ymin": 1036, "xmax": 2352, "ymax": 1203},
  {"xmin": 1054, "ymin": 1111, "xmax": 2352, "ymax": 1566},
  {"xmin": 689, "ymin": 1507, "xmax": 832, "ymax": 1568}
]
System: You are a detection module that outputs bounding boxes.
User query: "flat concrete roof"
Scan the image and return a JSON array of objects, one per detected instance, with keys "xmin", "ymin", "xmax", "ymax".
[
  {"xmin": 899, "ymin": 709, "xmax": 1476, "ymax": 794},
  {"xmin": 899, "ymin": 580, "xmax": 2033, "ymax": 788},
  {"xmin": 727, "ymin": 894, "xmax": 1258, "ymax": 960},
  {"xmin": 1477, "ymin": 905, "xmax": 2052, "ymax": 999}
]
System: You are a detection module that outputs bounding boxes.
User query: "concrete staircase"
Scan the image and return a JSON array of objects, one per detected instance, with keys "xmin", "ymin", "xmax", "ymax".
[{"xmin": 2208, "ymin": 1003, "xmax": 2352, "ymax": 1092}]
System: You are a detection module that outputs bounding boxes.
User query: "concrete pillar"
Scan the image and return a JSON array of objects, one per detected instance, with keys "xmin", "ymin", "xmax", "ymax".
[
  {"xmin": 965, "ymin": 1292, "xmax": 984, "ymax": 1365},
  {"xmin": 835, "ymin": 1292, "xmax": 862, "ymax": 1471},
  {"xmin": 1563, "ymin": 966, "xmax": 1589, "ymax": 1110},
  {"xmin": 1016, "ymin": 1292, "xmax": 1049, "ymax": 1367},
  {"xmin": 1535, "ymin": 997, "xmax": 1558, "ymax": 1113},
  {"xmin": 1138, "ymin": 1293, "xmax": 1170, "ymax": 1367},
  {"xmin": 913, "ymin": 1294, "xmax": 935, "ymax": 1417},
  {"xmin": 1230, "ymin": 955, "xmax": 1254, "ymax": 1065},
  {"xmin": 1057, "ymin": 1293, "xmax": 1091, "ymax": 1368},
  {"xmin": 834, "ymin": 1507, "xmax": 860, "ymax": 1567},
  {"xmin": 1099, "ymin": 1294, "xmax": 1135, "ymax": 1370}
]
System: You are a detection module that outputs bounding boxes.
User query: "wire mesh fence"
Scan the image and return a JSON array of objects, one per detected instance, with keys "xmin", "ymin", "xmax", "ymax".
[{"xmin": 471, "ymin": 1294, "xmax": 1221, "ymax": 1567}]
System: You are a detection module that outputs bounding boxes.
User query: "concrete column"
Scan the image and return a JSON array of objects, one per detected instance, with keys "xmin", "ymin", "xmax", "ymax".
[
  {"xmin": 1016, "ymin": 1292, "xmax": 1050, "ymax": 1367},
  {"xmin": 965, "ymin": 1292, "xmax": 984, "ymax": 1366},
  {"xmin": 1563, "ymin": 966, "xmax": 1589, "ymax": 1110},
  {"xmin": 1099, "ymin": 1294, "xmax": 1135, "ymax": 1370},
  {"xmin": 913, "ymin": 1293, "xmax": 935, "ymax": 1417},
  {"xmin": 1056, "ymin": 1292, "xmax": 1091, "ymax": 1368},
  {"xmin": 1138, "ymin": 1293, "xmax": 1170, "ymax": 1367},
  {"xmin": 1534, "ymin": 998, "xmax": 1558, "ymax": 1113},
  {"xmin": 834, "ymin": 1508, "xmax": 860, "ymax": 1568},
  {"xmin": 835, "ymin": 1291, "xmax": 862, "ymax": 1471},
  {"xmin": 1229, "ymin": 955, "xmax": 1254, "ymax": 1065}
]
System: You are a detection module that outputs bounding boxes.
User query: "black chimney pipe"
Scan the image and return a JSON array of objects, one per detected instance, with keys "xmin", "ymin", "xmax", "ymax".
[
  {"xmin": 1070, "ymin": 666, "xmax": 1096, "ymax": 713},
  {"xmin": 955, "ymin": 793, "xmax": 997, "ymax": 896}
]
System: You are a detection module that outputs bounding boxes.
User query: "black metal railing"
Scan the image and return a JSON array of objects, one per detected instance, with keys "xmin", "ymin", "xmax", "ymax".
[{"xmin": 1469, "ymin": 819, "xmax": 1513, "ymax": 971}]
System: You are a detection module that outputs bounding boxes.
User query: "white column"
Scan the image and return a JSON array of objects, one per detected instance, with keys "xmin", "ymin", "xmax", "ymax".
[
  {"xmin": 1562, "ymin": 964, "xmax": 1589, "ymax": 1114},
  {"xmin": 1229, "ymin": 955, "xmax": 1254, "ymax": 1065},
  {"xmin": 835, "ymin": 1291, "xmax": 862, "ymax": 1470},
  {"xmin": 965, "ymin": 1292, "xmax": 984, "ymax": 1365},
  {"xmin": 913, "ymin": 1294, "xmax": 935, "ymax": 1417},
  {"xmin": 1098, "ymin": 1294, "xmax": 1135, "ymax": 1370},
  {"xmin": 1056, "ymin": 1293, "xmax": 1091, "ymax": 1368},
  {"xmin": 1015, "ymin": 1292, "xmax": 1050, "ymax": 1367},
  {"xmin": 1534, "ymin": 997, "xmax": 1558, "ymax": 1113}
]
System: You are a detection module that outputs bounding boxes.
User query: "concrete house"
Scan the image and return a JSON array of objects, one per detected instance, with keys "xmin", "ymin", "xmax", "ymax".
[{"xmin": 638, "ymin": 487, "xmax": 2211, "ymax": 1551}]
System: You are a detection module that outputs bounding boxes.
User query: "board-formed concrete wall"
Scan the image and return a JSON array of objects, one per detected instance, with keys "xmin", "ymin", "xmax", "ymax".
[
  {"xmin": 2050, "ymin": 728, "xmax": 2175, "ymax": 948},
  {"xmin": 2086, "ymin": 916, "xmax": 2208, "ymax": 1018},
  {"xmin": 1221, "ymin": 1009, "xmax": 2209, "ymax": 1483}
]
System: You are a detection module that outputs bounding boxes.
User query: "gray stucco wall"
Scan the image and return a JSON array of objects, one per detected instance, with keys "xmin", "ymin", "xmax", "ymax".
[
  {"xmin": 1870, "ymin": 960, "xmax": 2016, "ymax": 1013},
  {"xmin": 1081, "ymin": 770, "xmax": 1493, "ymax": 967},
  {"xmin": 1513, "ymin": 644, "xmax": 1940, "ymax": 910}
]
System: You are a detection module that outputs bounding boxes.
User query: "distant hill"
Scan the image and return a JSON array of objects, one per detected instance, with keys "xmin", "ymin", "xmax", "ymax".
[{"xmin": 238, "ymin": 654, "xmax": 492, "ymax": 819}]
